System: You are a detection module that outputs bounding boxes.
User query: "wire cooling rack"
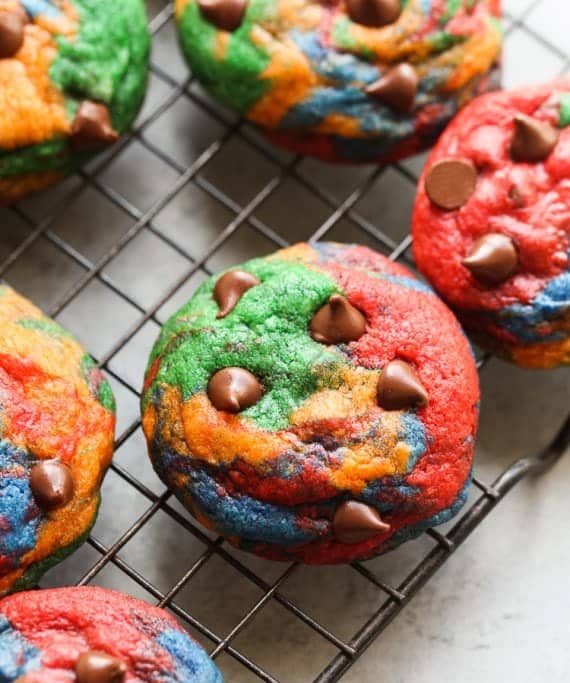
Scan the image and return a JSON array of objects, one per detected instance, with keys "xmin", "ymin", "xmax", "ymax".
[{"xmin": 1, "ymin": 1, "xmax": 570, "ymax": 680}]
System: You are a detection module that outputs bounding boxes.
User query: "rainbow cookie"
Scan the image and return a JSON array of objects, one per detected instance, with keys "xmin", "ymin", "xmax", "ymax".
[
  {"xmin": 142, "ymin": 243, "xmax": 480, "ymax": 564},
  {"xmin": 413, "ymin": 78, "xmax": 570, "ymax": 368},
  {"xmin": 0, "ymin": 586, "xmax": 223, "ymax": 681},
  {"xmin": 0, "ymin": 0, "xmax": 150, "ymax": 205},
  {"xmin": 175, "ymin": 0, "xmax": 502, "ymax": 164},
  {"xmin": 0, "ymin": 286, "xmax": 115, "ymax": 595}
]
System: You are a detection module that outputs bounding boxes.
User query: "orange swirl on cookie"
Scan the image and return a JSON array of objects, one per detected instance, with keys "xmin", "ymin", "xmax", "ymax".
[{"xmin": 0, "ymin": 0, "xmax": 78, "ymax": 150}]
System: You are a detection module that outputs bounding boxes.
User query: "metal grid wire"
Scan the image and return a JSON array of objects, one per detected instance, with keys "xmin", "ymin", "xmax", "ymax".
[{"xmin": 1, "ymin": 1, "xmax": 570, "ymax": 680}]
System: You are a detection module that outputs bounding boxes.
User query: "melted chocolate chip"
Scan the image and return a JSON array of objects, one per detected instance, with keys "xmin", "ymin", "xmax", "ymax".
[
  {"xmin": 509, "ymin": 114, "xmax": 559, "ymax": 163},
  {"xmin": 462, "ymin": 233, "xmax": 518, "ymax": 285},
  {"xmin": 310, "ymin": 294, "xmax": 367, "ymax": 345},
  {"xmin": 29, "ymin": 461, "xmax": 74, "ymax": 511},
  {"xmin": 345, "ymin": 0, "xmax": 401, "ymax": 27},
  {"xmin": 424, "ymin": 158, "xmax": 477, "ymax": 211},
  {"xmin": 333, "ymin": 501, "xmax": 390, "ymax": 544},
  {"xmin": 208, "ymin": 367, "xmax": 263, "ymax": 412},
  {"xmin": 197, "ymin": 0, "xmax": 247, "ymax": 31},
  {"xmin": 0, "ymin": 9, "xmax": 26, "ymax": 59},
  {"xmin": 75, "ymin": 651, "xmax": 127, "ymax": 683},
  {"xmin": 214, "ymin": 270, "xmax": 260, "ymax": 318},
  {"xmin": 366, "ymin": 63, "xmax": 418, "ymax": 113},
  {"xmin": 71, "ymin": 101, "xmax": 119, "ymax": 151},
  {"xmin": 377, "ymin": 360, "xmax": 428, "ymax": 411}
]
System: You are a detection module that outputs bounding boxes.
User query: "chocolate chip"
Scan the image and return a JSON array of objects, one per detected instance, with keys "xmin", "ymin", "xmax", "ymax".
[
  {"xmin": 425, "ymin": 158, "xmax": 477, "ymax": 211},
  {"xmin": 310, "ymin": 294, "xmax": 367, "ymax": 345},
  {"xmin": 366, "ymin": 63, "xmax": 418, "ymax": 113},
  {"xmin": 75, "ymin": 651, "xmax": 127, "ymax": 683},
  {"xmin": 333, "ymin": 501, "xmax": 390, "ymax": 544},
  {"xmin": 29, "ymin": 461, "xmax": 74, "ymax": 511},
  {"xmin": 345, "ymin": 0, "xmax": 401, "ymax": 27},
  {"xmin": 214, "ymin": 270, "xmax": 260, "ymax": 318},
  {"xmin": 462, "ymin": 233, "xmax": 518, "ymax": 285},
  {"xmin": 377, "ymin": 360, "xmax": 428, "ymax": 411},
  {"xmin": 0, "ymin": 9, "xmax": 26, "ymax": 59},
  {"xmin": 509, "ymin": 114, "xmax": 559, "ymax": 163},
  {"xmin": 197, "ymin": 0, "xmax": 247, "ymax": 31},
  {"xmin": 208, "ymin": 367, "xmax": 263, "ymax": 413},
  {"xmin": 71, "ymin": 101, "xmax": 119, "ymax": 151},
  {"xmin": 15, "ymin": 5, "xmax": 30, "ymax": 23}
]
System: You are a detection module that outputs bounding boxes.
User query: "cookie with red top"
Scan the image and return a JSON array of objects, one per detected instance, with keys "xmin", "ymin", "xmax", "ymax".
[
  {"xmin": 413, "ymin": 78, "xmax": 570, "ymax": 368},
  {"xmin": 0, "ymin": 586, "xmax": 222, "ymax": 682},
  {"xmin": 142, "ymin": 243, "xmax": 480, "ymax": 564}
]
